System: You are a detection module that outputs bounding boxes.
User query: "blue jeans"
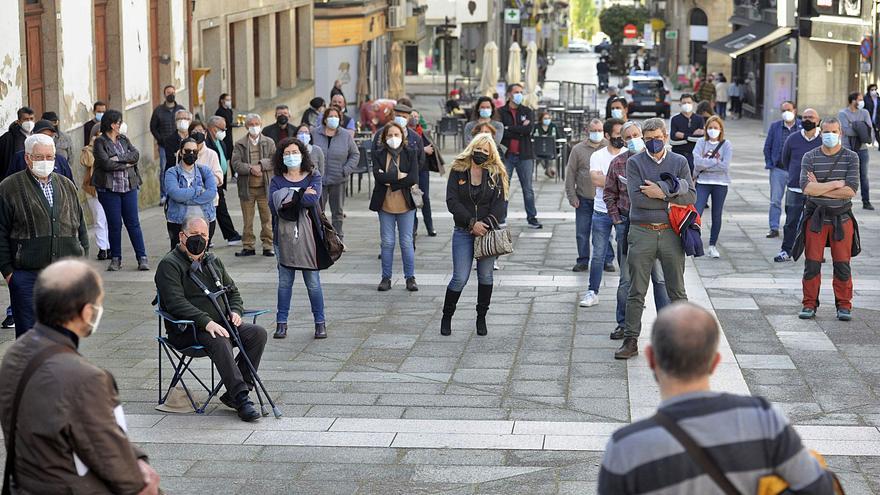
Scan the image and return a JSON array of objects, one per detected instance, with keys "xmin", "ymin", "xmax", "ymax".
[
  {"xmin": 449, "ymin": 228, "xmax": 494, "ymax": 291},
  {"xmin": 413, "ymin": 169, "xmax": 434, "ymax": 233},
  {"xmin": 695, "ymin": 183, "xmax": 728, "ymax": 246},
  {"xmin": 275, "ymin": 263, "xmax": 325, "ymax": 324},
  {"xmin": 158, "ymin": 144, "xmax": 167, "ymax": 198},
  {"xmin": 379, "ymin": 209, "xmax": 416, "ymax": 279},
  {"xmin": 857, "ymin": 148, "xmax": 870, "ymax": 203},
  {"xmin": 588, "ymin": 211, "xmax": 615, "ymax": 293},
  {"xmin": 768, "ymin": 167, "xmax": 788, "ymax": 230},
  {"xmin": 8, "ymin": 269, "xmax": 37, "ymax": 338},
  {"xmin": 504, "ymin": 154, "xmax": 537, "ymax": 221},
  {"xmin": 97, "ymin": 189, "xmax": 147, "ymax": 260},
  {"xmin": 574, "ymin": 196, "xmax": 594, "ymax": 265},
  {"xmin": 781, "ymin": 189, "xmax": 805, "ymax": 255},
  {"xmin": 614, "ymin": 219, "xmax": 670, "ymax": 326}
]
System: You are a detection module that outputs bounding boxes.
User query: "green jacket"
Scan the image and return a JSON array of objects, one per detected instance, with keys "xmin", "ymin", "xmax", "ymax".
[
  {"xmin": 155, "ymin": 248, "xmax": 244, "ymax": 333},
  {"xmin": 0, "ymin": 171, "xmax": 88, "ymax": 277}
]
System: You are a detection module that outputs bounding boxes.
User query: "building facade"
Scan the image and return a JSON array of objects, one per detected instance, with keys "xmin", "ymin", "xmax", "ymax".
[{"xmin": 655, "ymin": 0, "xmax": 734, "ymax": 86}]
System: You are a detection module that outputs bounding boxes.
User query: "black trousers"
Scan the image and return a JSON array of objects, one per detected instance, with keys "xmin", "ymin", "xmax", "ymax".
[
  {"xmin": 167, "ymin": 221, "xmax": 216, "ymax": 251},
  {"xmin": 167, "ymin": 322, "xmax": 268, "ymax": 398},
  {"xmin": 216, "ymin": 187, "xmax": 241, "ymax": 240}
]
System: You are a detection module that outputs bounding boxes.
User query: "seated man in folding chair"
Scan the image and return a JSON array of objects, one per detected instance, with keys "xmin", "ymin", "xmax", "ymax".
[{"xmin": 155, "ymin": 215, "xmax": 267, "ymax": 422}]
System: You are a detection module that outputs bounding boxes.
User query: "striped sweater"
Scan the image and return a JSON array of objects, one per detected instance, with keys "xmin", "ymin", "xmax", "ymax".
[{"xmin": 598, "ymin": 392, "xmax": 834, "ymax": 494}]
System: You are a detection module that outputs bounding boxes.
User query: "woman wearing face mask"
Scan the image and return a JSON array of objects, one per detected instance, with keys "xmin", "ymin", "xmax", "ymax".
[
  {"xmin": 295, "ymin": 123, "xmax": 325, "ymax": 175},
  {"xmin": 370, "ymin": 122, "xmax": 419, "ymax": 292},
  {"xmin": 164, "ymin": 138, "xmax": 218, "ymax": 250},
  {"xmin": 92, "ymin": 109, "xmax": 150, "ymax": 271},
  {"xmin": 215, "ymin": 93, "xmax": 235, "ymax": 152},
  {"xmin": 269, "ymin": 137, "xmax": 327, "ymax": 340},
  {"xmin": 441, "ymin": 133, "xmax": 509, "ymax": 336},
  {"xmin": 693, "ymin": 116, "xmax": 732, "ymax": 259},
  {"xmin": 189, "ymin": 121, "xmax": 224, "ymax": 228},
  {"xmin": 533, "ymin": 111, "xmax": 560, "ymax": 178},
  {"xmin": 312, "ymin": 107, "xmax": 359, "ymax": 239},
  {"xmin": 464, "ymin": 96, "xmax": 505, "ymax": 144}
]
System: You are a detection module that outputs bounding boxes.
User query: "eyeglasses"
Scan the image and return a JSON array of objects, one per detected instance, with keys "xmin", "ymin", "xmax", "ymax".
[{"xmin": 29, "ymin": 154, "xmax": 56, "ymax": 161}]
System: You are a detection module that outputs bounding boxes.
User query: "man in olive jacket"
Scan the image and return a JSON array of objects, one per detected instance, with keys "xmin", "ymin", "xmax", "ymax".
[
  {"xmin": 0, "ymin": 134, "xmax": 89, "ymax": 337},
  {"xmin": 0, "ymin": 260, "xmax": 160, "ymax": 494},
  {"xmin": 231, "ymin": 113, "xmax": 276, "ymax": 257}
]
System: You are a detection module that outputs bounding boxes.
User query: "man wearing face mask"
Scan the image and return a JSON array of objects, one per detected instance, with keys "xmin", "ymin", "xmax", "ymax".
[
  {"xmin": 0, "ymin": 260, "xmax": 160, "ymax": 494},
  {"xmin": 669, "ymin": 94, "xmax": 704, "ymax": 173},
  {"xmin": 565, "ymin": 119, "xmax": 605, "ymax": 272},
  {"xmin": 0, "ymin": 134, "xmax": 89, "ymax": 337},
  {"xmin": 262, "ymin": 105, "xmax": 292, "ymax": 144},
  {"xmin": 206, "ymin": 116, "xmax": 243, "ymax": 246},
  {"xmin": 498, "ymin": 83, "xmax": 542, "ymax": 228},
  {"xmin": 839, "ymin": 92, "xmax": 874, "ymax": 210},
  {"xmin": 156, "ymin": 216, "xmax": 267, "ymax": 421},
  {"xmin": 330, "ymin": 94, "xmax": 357, "ymax": 131},
  {"xmin": 84, "ymin": 101, "xmax": 106, "ymax": 143},
  {"xmin": 150, "ymin": 85, "xmax": 185, "ymax": 201},
  {"xmin": 608, "ymin": 97, "xmax": 628, "ymax": 122},
  {"xmin": 0, "ymin": 107, "xmax": 36, "ymax": 178},
  {"xmin": 775, "ymin": 109, "xmax": 822, "ymax": 263},
  {"xmin": 763, "ymin": 101, "xmax": 801, "ymax": 238},
  {"xmin": 4, "ymin": 120, "xmax": 75, "ymax": 181},
  {"xmin": 231, "ymin": 114, "xmax": 277, "ymax": 257}
]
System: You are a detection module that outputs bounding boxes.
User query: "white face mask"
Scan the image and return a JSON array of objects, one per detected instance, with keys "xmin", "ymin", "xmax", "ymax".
[
  {"xmin": 177, "ymin": 119, "xmax": 191, "ymax": 131},
  {"xmin": 21, "ymin": 121, "xmax": 35, "ymax": 133},
  {"xmin": 857, "ymin": 100, "xmax": 865, "ymax": 110},
  {"xmin": 386, "ymin": 136, "xmax": 402, "ymax": 149},
  {"xmin": 31, "ymin": 160, "xmax": 54, "ymax": 178},
  {"xmin": 248, "ymin": 126, "xmax": 262, "ymax": 137},
  {"xmin": 86, "ymin": 304, "xmax": 103, "ymax": 335},
  {"xmin": 119, "ymin": 122, "xmax": 128, "ymax": 135},
  {"xmin": 707, "ymin": 128, "xmax": 721, "ymax": 140},
  {"xmin": 781, "ymin": 110, "xmax": 795, "ymax": 123},
  {"xmin": 681, "ymin": 103, "xmax": 693, "ymax": 114},
  {"xmin": 215, "ymin": 130, "xmax": 226, "ymax": 141},
  {"xmin": 223, "ymin": 100, "xmax": 232, "ymax": 109}
]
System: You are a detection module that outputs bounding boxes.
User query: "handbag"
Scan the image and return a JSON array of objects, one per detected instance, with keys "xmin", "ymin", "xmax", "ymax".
[
  {"xmin": 411, "ymin": 185, "xmax": 424, "ymax": 208},
  {"xmin": 318, "ymin": 210, "xmax": 344, "ymax": 262},
  {"xmin": 473, "ymin": 215, "xmax": 513, "ymax": 260}
]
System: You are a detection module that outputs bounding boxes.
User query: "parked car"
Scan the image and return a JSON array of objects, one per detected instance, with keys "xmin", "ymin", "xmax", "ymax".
[
  {"xmin": 595, "ymin": 40, "xmax": 612, "ymax": 54},
  {"xmin": 621, "ymin": 70, "xmax": 670, "ymax": 118},
  {"xmin": 568, "ymin": 39, "xmax": 590, "ymax": 53}
]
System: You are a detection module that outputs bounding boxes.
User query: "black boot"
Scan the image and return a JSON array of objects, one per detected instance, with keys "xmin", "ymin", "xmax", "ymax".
[
  {"xmin": 476, "ymin": 284, "xmax": 493, "ymax": 336},
  {"xmin": 440, "ymin": 288, "xmax": 462, "ymax": 336}
]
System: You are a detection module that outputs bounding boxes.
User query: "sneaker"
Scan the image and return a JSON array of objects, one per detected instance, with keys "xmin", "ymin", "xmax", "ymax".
[
  {"xmin": 773, "ymin": 251, "xmax": 791, "ymax": 262},
  {"xmin": 837, "ymin": 308, "xmax": 852, "ymax": 321},
  {"xmin": 603, "ymin": 262, "xmax": 616, "ymax": 273},
  {"xmin": 96, "ymin": 249, "xmax": 110, "ymax": 261},
  {"xmin": 236, "ymin": 399, "xmax": 261, "ymax": 422},
  {"xmin": 864, "ymin": 201, "xmax": 875, "ymax": 211},
  {"xmin": 766, "ymin": 230, "xmax": 779, "ymax": 238},
  {"xmin": 405, "ymin": 277, "xmax": 419, "ymax": 292},
  {"xmin": 1, "ymin": 315, "xmax": 14, "ymax": 329},
  {"xmin": 572, "ymin": 263, "xmax": 589, "ymax": 272},
  {"xmin": 493, "ymin": 260, "xmax": 500, "ymax": 271},
  {"xmin": 707, "ymin": 245, "xmax": 720, "ymax": 258},
  {"xmin": 227, "ymin": 237, "xmax": 243, "ymax": 246},
  {"xmin": 527, "ymin": 218, "xmax": 543, "ymax": 229},
  {"xmin": 610, "ymin": 326, "xmax": 625, "ymax": 340},
  {"xmin": 798, "ymin": 307, "xmax": 816, "ymax": 319},
  {"xmin": 579, "ymin": 290, "xmax": 598, "ymax": 307},
  {"xmin": 377, "ymin": 278, "xmax": 392, "ymax": 291},
  {"xmin": 137, "ymin": 257, "xmax": 150, "ymax": 271},
  {"xmin": 107, "ymin": 258, "xmax": 122, "ymax": 271}
]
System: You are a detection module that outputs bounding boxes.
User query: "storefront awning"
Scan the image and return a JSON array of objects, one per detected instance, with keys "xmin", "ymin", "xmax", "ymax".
[{"xmin": 706, "ymin": 22, "xmax": 793, "ymax": 59}]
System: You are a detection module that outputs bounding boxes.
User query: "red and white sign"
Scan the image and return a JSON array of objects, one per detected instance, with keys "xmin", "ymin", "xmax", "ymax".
[{"xmin": 623, "ymin": 24, "xmax": 638, "ymax": 39}]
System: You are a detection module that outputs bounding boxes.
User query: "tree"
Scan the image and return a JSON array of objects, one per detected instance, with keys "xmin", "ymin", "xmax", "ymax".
[
  {"xmin": 598, "ymin": 4, "xmax": 649, "ymax": 75},
  {"xmin": 570, "ymin": 0, "xmax": 600, "ymax": 40}
]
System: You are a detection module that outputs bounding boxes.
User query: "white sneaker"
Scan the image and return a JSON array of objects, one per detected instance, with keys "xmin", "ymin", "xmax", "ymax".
[
  {"xmin": 493, "ymin": 260, "xmax": 500, "ymax": 270},
  {"xmin": 707, "ymin": 245, "xmax": 720, "ymax": 258},
  {"xmin": 227, "ymin": 239, "xmax": 242, "ymax": 246},
  {"xmin": 579, "ymin": 290, "xmax": 599, "ymax": 307}
]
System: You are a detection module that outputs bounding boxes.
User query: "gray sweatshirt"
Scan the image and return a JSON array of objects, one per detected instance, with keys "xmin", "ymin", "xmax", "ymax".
[
  {"xmin": 838, "ymin": 107, "xmax": 873, "ymax": 150},
  {"xmin": 625, "ymin": 150, "xmax": 696, "ymax": 224}
]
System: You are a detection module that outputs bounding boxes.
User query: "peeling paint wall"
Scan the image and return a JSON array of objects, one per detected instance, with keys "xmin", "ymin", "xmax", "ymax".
[
  {"xmin": 170, "ymin": 0, "xmax": 187, "ymax": 91},
  {"xmin": 122, "ymin": 0, "xmax": 151, "ymax": 109},
  {"xmin": 59, "ymin": 0, "xmax": 95, "ymax": 128},
  {"xmin": 0, "ymin": 0, "xmax": 23, "ymax": 127}
]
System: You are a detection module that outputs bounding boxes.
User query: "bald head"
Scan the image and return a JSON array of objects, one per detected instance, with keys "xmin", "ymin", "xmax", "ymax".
[
  {"xmin": 650, "ymin": 302, "xmax": 720, "ymax": 380},
  {"xmin": 35, "ymin": 259, "xmax": 103, "ymax": 329}
]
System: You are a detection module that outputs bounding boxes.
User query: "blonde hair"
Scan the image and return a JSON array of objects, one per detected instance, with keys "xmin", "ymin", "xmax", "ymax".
[
  {"xmin": 704, "ymin": 115, "xmax": 725, "ymax": 141},
  {"xmin": 451, "ymin": 133, "xmax": 509, "ymax": 200}
]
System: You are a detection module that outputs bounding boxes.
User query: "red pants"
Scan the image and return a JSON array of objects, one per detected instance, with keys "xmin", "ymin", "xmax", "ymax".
[{"xmin": 802, "ymin": 220, "xmax": 854, "ymax": 310}]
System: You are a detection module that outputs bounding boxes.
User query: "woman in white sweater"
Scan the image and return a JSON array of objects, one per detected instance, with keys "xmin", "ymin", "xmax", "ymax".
[{"xmin": 693, "ymin": 115, "xmax": 732, "ymax": 258}]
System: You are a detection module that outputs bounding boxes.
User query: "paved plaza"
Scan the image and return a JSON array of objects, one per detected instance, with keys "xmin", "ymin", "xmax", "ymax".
[{"xmin": 3, "ymin": 57, "xmax": 880, "ymax": 494}]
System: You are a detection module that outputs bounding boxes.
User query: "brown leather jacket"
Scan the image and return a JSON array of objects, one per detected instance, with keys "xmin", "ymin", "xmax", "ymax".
[{"xmin": 0, "ymin": 324, "xmax": 147, "ymax": 494}]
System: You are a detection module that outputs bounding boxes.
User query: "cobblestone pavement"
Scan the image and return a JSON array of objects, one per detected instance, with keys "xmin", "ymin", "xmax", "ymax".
[{"xmin": 3, "ymin": 63, "xmax": 880, "ymax": 494}]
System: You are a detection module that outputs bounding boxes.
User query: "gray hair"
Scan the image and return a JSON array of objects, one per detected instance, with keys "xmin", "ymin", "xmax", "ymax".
[
  {"xmin": 245, "ymin": 113, "xmax": 262, "ymax": 126},
  {"xmin": 207, "ymin": 116, "xmax": 226, "ymax": 128},
  {"xmin": 821, "ymin": 116, "xmax": 841, "ymax": 131},
  {"xmin": 651, "ymin": 302, "xmax": 720, "ymax": 380},
  {"xmin": 642, "ymin": 118, "xmax": 667, "ymax": 135},
  {"xmin": 275, "ymin": 104, "xmax": 289, "ymax": 112},
  {"xmin": 174, "ymin": 109, "xmax": 192, "ymax": 119},
  {"xmin": 25, "ymin": 133, "xmax": 55, "ymax": 154},
  {"xmin": 621, "ymin": 120, "xmax": 641, "ymax": 136},
  {"xmin": 182, "ymin": 215, "xmax": 208, "ymax": 232},
  {"xmin": 588, "ymin": 118, "xmax": 603, "ymax": 128}
]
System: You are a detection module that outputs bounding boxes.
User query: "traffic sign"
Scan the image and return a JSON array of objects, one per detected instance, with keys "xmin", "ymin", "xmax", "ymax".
[
  {"xmin": 665, "ymin": 30, "xmax": 678, "ymax": 40},
  {"xmin": 860, "ymin": 36, "xmax": 872, "ymax": 59},
  {"xmin": 504, "ymin": 8, "xmax": 520, "ymax": 24},
  {"xmin": 623, "ymin": 24, "xmax": 638, "ymax": 39}
]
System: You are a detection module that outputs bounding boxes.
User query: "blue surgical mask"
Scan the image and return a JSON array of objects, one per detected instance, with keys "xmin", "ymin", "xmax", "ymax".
[
  {"xmin": 297, "ymin": 132, "xmax": 311, "ymax": 145},
  {"xmin": 589, "ymin": 131, "xmax": 603, "ymax": 143},
  {"xmin": 95, "ymin": 112, "xmax": 104, "ymax": 122},
  {"xmin": 394, "ymin": 116, "xmax": 408, "ymax": 128},
  {"xmin": 512, "ymin": 93, "xmax": 524, "ymax": 105},
  {"xmin": 479, "ymin": 108, "xmax": 492, "ymax": 119},
  {"xmin": 645, "ymin": 138, "xmax": 665, "ymax": 154},
  {"xmin": 326, "ymin": 117, "xmax": 340, "ymax": 129},
  {"xmin": 627, "ymin": 137, "xmax": 646, "ymax": 154},
  {"xmin": 283, "ymin": 154, "xmax": 302, "ymax": 169},
  {"xmin": 542, "ymin": 119, "xmax": 551, "ymax": 126},
  {"xmin": 821, "ymin": 132, "xmax": 839, "ymax": 148},
  {"xmin": 611, "ymin": 108, "xmax": 624, "ymax": 119}
]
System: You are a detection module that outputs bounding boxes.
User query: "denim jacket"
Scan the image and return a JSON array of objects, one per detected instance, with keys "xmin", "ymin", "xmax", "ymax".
[{"xmin": 163, "ymin": 164, "xmax": 217, "ymax": 224}]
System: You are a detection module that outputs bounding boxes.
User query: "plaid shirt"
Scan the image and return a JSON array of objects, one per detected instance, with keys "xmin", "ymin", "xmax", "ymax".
[
  {"xmin": 38, "ymin": 177, "xmax": 54, "ymax": 208},
  {"xmin": 603, "ymin": 151, "xmax": 631, "ymax": 224}
]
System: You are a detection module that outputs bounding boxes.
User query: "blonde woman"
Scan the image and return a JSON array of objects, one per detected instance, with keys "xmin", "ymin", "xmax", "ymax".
[
  {"xmin": 441, "ymin": 133, "xmax": 510, "ymax": 336},
  {"xmin": 693, "ymin": 115, "xmax": 732, "ymax": 258}
]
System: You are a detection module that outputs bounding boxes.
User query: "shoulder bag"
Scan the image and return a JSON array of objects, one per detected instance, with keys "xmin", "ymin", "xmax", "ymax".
[
  {"xmin": 307, "ymin": 176, "xmax": 344, "ymax": 263},
  {"xmin": 473, "ymin": 215, "xmax": 513, "ymax": 260}
]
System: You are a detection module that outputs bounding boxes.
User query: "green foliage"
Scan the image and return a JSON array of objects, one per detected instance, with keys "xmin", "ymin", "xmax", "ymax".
[
  {"xmin": 570, "ymin": 0, "xmax": 600, "ymax": 40},
  {"xmin": 598, "ymin": 4, "xmax": 649, "ymax": 44}
]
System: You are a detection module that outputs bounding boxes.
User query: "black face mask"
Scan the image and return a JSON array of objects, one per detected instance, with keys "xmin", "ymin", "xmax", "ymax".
[
  {"xmin": 184, "ymin": 233, "xmax": 207, "ymax": 256},
  {"xmin": 472, "ymin": 151, "xmax": 490, "ymax": 165},
  {"xmin": 190, "ymin": 131, "xmax": 206, "ymax": 144},
  {"xmin": 277, "ymin": 115, "xmax": 289, "ymax": 126},
  {"xmin": 802, "ymin": 120, "xmax": 817, "ymax": 131},
  {"xmin": 610, "ymin": 137, "xmax": 625, "ymax": 149},
  {"xmin": 165, "ymin": 94, "xmax": 176, "ymax": 104},
  {"xmin": 182, "ymin": 151, "xmax": 198, "ymax": 165}
]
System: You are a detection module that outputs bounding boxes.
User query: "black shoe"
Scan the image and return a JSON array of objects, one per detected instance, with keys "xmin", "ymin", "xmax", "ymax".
[
  {"xmin": 314, "ymin": 322, "xmax": 327, "ymax": 339},
  {"xmin": 273, "ymin": 323, "xmax": 287, "ymax": 339},
  {"xmin": 235, "ymin": 249, "xmax": 256, "ymax": 257},
  {"xmin": 1, "ymin": 315, "xmax": 14, "ymax": 329},
  {"xmin": 377, "ymin": 278, "xmax": 392, "ymax": 291},
  {"xmin": 406, "ymin": 277, "xmax": 419, "ymax": 292},
  {"xmin": 107, "ymin": 257, "xmax": 122, "ymax": 271},
  {"xmin": 604, "ymin": 262, "xmax": 616, "ymax": 273},
  {"xmin": 263, "ymin": 249, "xmax": 275, "ymax": 257},
  {"xmin": 610, "ymin": 326, "xmax": 625, "ymax": 340},
  {"xmin": 766, "ymin": 230, "xmax": 779, "ymax": 238},
  {"xmin": 441, "ymin": 288, "xmax": 462, "ymax": 336},
  {"xmin": 614, "ymin": 337, "xmax": 639, "ymax": 359},
  {"xmin": 427, "ymin": 230, "xmax": 438, "ymax": 237},
  {"xmin": 572, "ymin": 263, "xmax": 588, "ymax": 272},
  {"xmin": 377, "ymin": 253, "xmax": 382, "ymax": 259},
  {"xmin": 864, "ymin": 201, "xmax": 875, "ymax": 210},
  {"xmin": 236, "ymin": 399, "xmax": 261, "ymax": 422},
  {"xmin": 219, "ymin": 391, "xmax": 237, "ymax": 410},
  {"xmin": 527, "ymin": 218, "xmax": 543, "ymax": 229},
  {"xmin": 97, "ymin": 249, "xmax": 110, "ymax": 261},
  {"xmin": 137, "ymin": 256, "xmax": 150, "ymax": 271}
]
